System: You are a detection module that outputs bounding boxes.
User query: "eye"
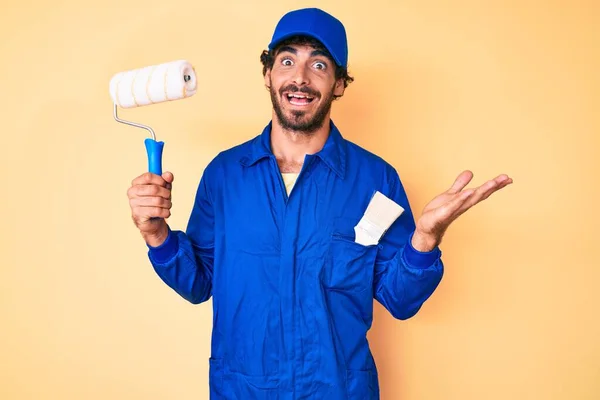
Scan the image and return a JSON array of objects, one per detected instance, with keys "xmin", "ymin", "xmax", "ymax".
[
  {"xmin": 313, "ymin": 61, "xmax": 327, "ymax": 70},
  {"xmin": 281, "ymin": 58, "xmax": 294, "ymax": 66}
]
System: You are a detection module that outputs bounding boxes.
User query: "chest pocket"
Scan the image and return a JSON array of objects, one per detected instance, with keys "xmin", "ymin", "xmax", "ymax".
[{"xmin": 323, "ymin": 216, "xmax": 381, "ymax": 293}]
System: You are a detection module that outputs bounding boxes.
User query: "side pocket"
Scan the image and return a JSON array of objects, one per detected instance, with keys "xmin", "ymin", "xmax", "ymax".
[
  {"xmin": 209, "ymin": 358, "xmax": 225, "ymax": 398},
  {"xmin": 346, "ymin": 369, "xmax": 379, "ymax": 399}
]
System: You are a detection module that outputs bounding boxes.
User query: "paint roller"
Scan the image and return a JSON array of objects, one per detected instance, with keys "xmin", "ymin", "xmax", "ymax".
[{"xmin": 109, "ymin": 60, "xmax": 197, "ymax": 175}]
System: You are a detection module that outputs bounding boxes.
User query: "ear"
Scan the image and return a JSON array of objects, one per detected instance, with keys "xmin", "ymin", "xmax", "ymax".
[
  {"xmin": 333, "ymin": 78, "xmax": 345, "ymax": 98},
  {"xmin": 264, "ymin": 68, "xmax": 271, "ymax": 88}
]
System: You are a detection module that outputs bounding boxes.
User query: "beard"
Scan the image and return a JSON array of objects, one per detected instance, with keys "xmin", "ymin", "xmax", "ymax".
[{"xmin": 269, "ymin": 80, "xmax": 335, "ymax": 135}]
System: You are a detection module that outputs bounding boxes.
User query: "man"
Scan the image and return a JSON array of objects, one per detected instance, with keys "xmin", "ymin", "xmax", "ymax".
[{"xmin": 127, "ymin": 7, "xmax": 512, "ymax": 399}]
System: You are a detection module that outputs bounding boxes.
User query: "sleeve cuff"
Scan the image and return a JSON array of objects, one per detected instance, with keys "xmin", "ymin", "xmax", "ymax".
[
  {"xmin": 147, "ymin": 227, "xmax": 179, "ymax": 264},
  {"xmin": 402, "ymin": 231, "xmax": 441, "ymax": 269}
]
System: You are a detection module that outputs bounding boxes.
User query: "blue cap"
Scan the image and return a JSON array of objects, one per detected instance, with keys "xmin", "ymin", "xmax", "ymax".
[{"xmin": 268, "ymin": 8, "xmax": 348, "ymax": 68}]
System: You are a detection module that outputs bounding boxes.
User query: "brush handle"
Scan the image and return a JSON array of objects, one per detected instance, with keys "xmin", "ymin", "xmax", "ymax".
[{"xmin": 144, "ymin": 138, "xmax": 164, "ymax": 176}]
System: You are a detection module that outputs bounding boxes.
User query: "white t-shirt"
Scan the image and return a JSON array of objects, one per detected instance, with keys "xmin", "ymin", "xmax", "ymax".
[{"xmin": 281, "ymin": 173, "xmax": 299, "ymax": 196}]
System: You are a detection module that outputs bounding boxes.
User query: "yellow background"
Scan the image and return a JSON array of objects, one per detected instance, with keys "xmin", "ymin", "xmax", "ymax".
[{"xmin": 1, "ymin": 0, "xmax": 598, "ymax": 399}]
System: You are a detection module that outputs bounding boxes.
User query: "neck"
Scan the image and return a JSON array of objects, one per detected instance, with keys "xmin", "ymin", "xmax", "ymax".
[{"xmin": 270, "ymin": 113, "xmax": 331, "ymax": 173}]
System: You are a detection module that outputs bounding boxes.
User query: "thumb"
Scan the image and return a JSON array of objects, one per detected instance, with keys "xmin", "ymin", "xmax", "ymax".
[
  {"xmin": 447, "ymin": 170, "xmax": 473, "ymax": 194},
  {"xmin": 162, "ymin": 171, "xmax": 174, "ymax": 184}
]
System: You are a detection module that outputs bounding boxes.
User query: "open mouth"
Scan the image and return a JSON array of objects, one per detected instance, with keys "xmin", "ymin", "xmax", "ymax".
[{"xmin": 285, "ymin": 93, "xmax": 316, "ymax": 106}]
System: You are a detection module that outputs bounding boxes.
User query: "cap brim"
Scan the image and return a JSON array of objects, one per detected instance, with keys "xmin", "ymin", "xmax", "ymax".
[{"xmin": 268, "ymin": 31, "xmax": 344, "ymax": 67}]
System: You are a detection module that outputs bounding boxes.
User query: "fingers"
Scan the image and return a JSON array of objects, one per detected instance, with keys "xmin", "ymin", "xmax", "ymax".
[
  {"xmin": 131, "ymin": 172, "xmax": 171, "ymax": 187},
  {"xmin": 447, "ymin": 170, "xmax": 474, "ymax": 194},
  {"xmin": 127, "ymin": 183, "xmax": 171, "ymax": 200},
  {"xmin": 474, "ymin": 174, "xmax": 512, "ymax": 200},
  {"xmin": 425, "ymin": 172, "xmax": 513, "ymax": 233},
  {"xmin": 438, "ymin": 189, "xmax": 476, "ymax": 220},
  {"xmin": 131, "ymin": 205, "xmax": 171, "ymax": 221},
  {"xmin": 458, "ymin": 174, "xmax": 513, "ymax": 213},
  {"xmin": 128, "ymin": 172, "xmax": 174, "ymax": 234},
  {"xmin": 128, "ymin": 171, "xmax": 173, "ymax": 199},
  {"xmin": 129, "ymin": 191, "xmax": 172, "ymax": 221},
  {"xmin": 129, "ymin": 196, "xmax": 172, "ymax": 209},
  {"xmin": 480, "ymin": 175, "xmax": 512, "ymax": 201}
]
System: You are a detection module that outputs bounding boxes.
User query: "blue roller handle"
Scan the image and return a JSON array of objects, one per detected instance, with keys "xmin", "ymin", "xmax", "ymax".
[
  {"xmin": 144, "ymin": 138, "xmax": 164, "ymax": 176},
  {"xmin": 144, "ymin": 138, "xmax": 165, "ymax": 221}
]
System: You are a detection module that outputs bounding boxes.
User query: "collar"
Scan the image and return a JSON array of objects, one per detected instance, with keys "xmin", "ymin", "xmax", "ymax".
[{"xmin": 239, "ymin": 120, "xmax": 347, "ymax": 179}]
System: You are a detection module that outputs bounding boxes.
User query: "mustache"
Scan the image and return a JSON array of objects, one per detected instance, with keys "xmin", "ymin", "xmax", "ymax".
[{"xmin": 279, "ymin": 85, "xmax": 320, "ymax": 98}]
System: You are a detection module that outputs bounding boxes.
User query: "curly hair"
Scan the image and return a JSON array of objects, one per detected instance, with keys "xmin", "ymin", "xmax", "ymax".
[{"xmin": 260, "ymin": 35, "xmax": 354, "ymax": 98}]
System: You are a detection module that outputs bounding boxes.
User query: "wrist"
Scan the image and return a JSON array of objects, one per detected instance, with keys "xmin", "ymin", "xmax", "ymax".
[
  {"xmin": 411, "ymin": 230, "xmax": 440, "ymax": 253},
  {"xmin": 143, "ymin": 223, "xmax": 169, "ymax": 247}
]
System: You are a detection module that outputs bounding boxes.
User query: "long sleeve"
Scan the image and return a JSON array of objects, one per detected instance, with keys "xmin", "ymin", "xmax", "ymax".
[
  {"xmin": 146, "ymin": 169, "xmax": 215, "ymax": 305},
  {"xmin": 373, "ymin": 169, "xmax": 444, "ymax": 320}
]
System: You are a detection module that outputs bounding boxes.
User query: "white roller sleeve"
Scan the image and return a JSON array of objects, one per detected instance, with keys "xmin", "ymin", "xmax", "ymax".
[{"xmin": 109, "ymin": 60, "xmax": 197, "ymax": 108}]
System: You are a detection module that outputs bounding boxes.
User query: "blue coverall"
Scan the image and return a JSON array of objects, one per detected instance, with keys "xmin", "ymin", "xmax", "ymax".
[{"xmin": 147, "ymin": 120, "xmax": 444, "ymax": 399}]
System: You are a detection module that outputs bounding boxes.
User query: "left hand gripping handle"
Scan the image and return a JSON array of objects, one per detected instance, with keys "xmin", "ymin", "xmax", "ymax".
[{"xmin": 144, "ymin": 138, "xmax": 164, "ymax": 176}]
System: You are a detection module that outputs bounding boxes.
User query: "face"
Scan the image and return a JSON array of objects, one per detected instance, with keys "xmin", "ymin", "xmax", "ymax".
[{"xmin": 265, "ymin": 44, "xmax": 345, "ymax": 135}]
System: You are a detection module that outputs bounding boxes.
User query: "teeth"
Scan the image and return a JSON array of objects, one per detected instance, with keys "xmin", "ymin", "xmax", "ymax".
[{"xmin": 287, "ymin": 93, "xmax": 313, "ymax": 99}]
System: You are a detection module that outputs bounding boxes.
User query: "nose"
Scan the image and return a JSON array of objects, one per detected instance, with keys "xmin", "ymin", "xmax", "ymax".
[{"xmin": 292, "ymin": 63, "xmax": 309, "ymax": 86}]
